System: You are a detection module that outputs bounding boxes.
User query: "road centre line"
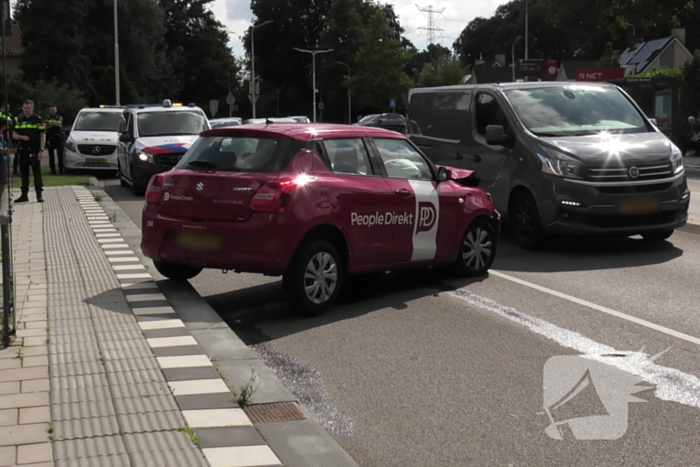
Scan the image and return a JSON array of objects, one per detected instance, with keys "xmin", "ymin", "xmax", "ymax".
[{"xmin": 489, "ymin": 270, "xmax": 700, "ymax": 346}]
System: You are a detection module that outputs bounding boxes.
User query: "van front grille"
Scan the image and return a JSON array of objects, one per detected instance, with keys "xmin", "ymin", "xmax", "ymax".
[{"xmin": 586, "ymin": 160, "xmax": 672, "ymax": 183}]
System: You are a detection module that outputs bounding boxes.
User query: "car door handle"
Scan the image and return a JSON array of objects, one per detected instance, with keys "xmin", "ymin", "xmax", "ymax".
[
  {"xmin": 472, "ymin": 154, "xmax": 482, "ymax": 162},
  {"xmin": 455, "ymin": 153, "xmax": 463, "ymax": 160},
  {"xmin": 395, "ymin": 189, "xmax": 412, "ymax": 198}
]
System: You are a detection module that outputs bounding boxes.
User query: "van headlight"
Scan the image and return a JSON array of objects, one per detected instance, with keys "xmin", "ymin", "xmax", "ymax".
[
  {"xmin": 670, "ymin": 144, "xmax": 684, "ymax": 174},
  {"xmin": 535, "ymin": 145, "xmax": 583, "ymax": 179},
  {"xmin": 138, "ymin": 152, "xmax": 154, "ymax": 164},
  {"xmin": 65, "ymin": 140, "xmax": 76, "ymax": 152}
]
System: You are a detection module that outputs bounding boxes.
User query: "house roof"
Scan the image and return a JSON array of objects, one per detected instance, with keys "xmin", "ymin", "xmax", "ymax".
[
  {"xmin": 5, "ymin": 25, "xmax": 24, "ymax": 56},
  {"xmin": 472, "ymin": 66, "xmax": 513, "ymax": 84},
  {"xmin": 619, "ymin": 36, "xmax": 690, "ymax": 74},
  {"xmin": 558, "ymin": 61, "xmax": 599, "ymax": 80}
]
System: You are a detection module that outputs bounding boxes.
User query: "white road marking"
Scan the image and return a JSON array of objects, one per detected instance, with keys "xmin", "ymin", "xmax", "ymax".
[
  {"xmin": 450, "ymin": 289, "xmax": 700, "ymax": 408},
  {"xmin": 490, "ymin": 270, "xmax": 700, "ymax": 346}
]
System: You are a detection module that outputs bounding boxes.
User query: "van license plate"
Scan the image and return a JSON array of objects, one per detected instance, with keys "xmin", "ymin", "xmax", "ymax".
[
  {"xmin": 176, "ymin": 231, "xmax": 224, "ymax": 252},
  {"xmin": 618, "ymin": 199, "xmax": 661, "ymax": 215},
  {"xmin": 87, "ymin": 158, "xmax": 106, "ymax": 163}
]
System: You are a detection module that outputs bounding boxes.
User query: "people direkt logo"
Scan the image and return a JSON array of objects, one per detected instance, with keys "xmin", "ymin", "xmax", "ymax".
[{"xmin": 542, "ymin": 355, "xmax": 653, "ymax": 440}]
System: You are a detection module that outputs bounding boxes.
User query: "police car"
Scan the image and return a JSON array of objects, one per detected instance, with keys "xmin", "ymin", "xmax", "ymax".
[
  {"xmin": 141, "ymin": 123, "xmax": 500, "ymax": 314},
  {"xmin": 117, "ymin": 100, "xmax": 210, "ymax": 195},
  {"xmin": 64, "ymin": 106, "xmax": 124, "ymax": 174}
]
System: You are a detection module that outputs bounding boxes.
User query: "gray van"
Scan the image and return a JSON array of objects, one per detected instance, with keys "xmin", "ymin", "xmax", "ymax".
[{"xmin": 407, "ymin": 83, "xmax": 689, "ymax": 248}]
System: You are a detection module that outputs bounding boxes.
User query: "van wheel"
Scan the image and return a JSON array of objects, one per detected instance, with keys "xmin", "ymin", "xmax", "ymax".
[
  {"xmin": 510, "ymin": 191, "xmax": 543, "ymax": 249},
  {"xmin": 118, "ymin": 162, "xmax": 129, "ymax": 187},
  {"xmin": 641, "ymin": 230, "xmax": 674, "ymax": 242},
  {"xmin": 453, "ymin": 219, "xmax": 497, "ymax": 277},
  {"xmin": 153, "ymin": 260, "xmax": 202, "ymax": 280},
  {"xmin": 283, "ymin": 240, "xmax": 343, "ymax": 316}
]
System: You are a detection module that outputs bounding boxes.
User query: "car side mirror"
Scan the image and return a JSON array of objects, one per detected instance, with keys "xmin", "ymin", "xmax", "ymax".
[
  {"xmin": 485, "ymin": 125, "xmax": 508, "ymax": 145},
  {"xmin": 377, "ymin": 119, "xmax": 384, "ymax": 124},
  {"xmin": 119, "ymin": 133, "xmax": 131, "ymax": 143},
  {"xmin": 437, "ymin": 166, "xmax": 451, "ymax": 182}
]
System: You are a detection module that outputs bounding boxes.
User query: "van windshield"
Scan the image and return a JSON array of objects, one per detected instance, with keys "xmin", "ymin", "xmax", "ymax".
[
  {"xmin": 504, "ymin": 86, "xmax": 648, "ymax": 136},
  {"xmin": 74, "ymin": 112, "xmax": 122, "ymax": 132}
]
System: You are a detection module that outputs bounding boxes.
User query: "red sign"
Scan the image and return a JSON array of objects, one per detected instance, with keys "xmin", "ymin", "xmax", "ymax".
[
  {"xmin": 575, "ymin": 68, "xmax": 625, "ymax": 81},
  {"xmin": 546, "ymin": 60, "xmax": 559, "ymax": 77}
]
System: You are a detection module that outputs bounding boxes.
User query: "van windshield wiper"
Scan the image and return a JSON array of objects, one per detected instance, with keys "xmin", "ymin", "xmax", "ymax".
[{"xmin": 187, "ymin": 160, "xmax": 218, "ymax": 169}]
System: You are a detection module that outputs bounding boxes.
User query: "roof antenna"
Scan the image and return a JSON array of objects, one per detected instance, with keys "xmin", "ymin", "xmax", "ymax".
[{"xmin": 265, "ymin": 117, "xmax": 273, "ymax": 124}]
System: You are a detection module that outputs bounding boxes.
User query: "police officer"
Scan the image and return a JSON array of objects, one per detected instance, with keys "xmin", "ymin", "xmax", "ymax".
[
  {"xmin": 13, "ymin": 100, "xmax": 45, "ymax": 203},
  {"xmin": 0, "ymin": 102, "xmax": 18, "ymax": 175},
  {"xmin": 45, "ymin": 105, "xmax": 64, "ymax": 174}
]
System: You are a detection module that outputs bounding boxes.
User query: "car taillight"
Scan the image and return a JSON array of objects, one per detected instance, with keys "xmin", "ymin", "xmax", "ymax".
[
  {"xmin": 145, "ymin": 174, "xmax": 164, "ymax": 204},
  {"xmin": 249, "ymin": 175, "xmax": 315, "ymax": 213}
]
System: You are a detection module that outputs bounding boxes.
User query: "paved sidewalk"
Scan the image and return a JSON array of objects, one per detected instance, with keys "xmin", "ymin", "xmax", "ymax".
[{"xmin": 1, "ymin": 186, "xmax": 284, "ymax": 467}]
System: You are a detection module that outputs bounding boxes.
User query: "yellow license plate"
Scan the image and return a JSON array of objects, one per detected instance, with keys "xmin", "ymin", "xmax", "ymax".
[
  {"xmin": 87, "ymin": 158, "xmax": 107, "ymax": 163},
  {"xmin": 618, "ymin": 199, "xmax": 661, "ymax": 215},
  {"xmin": 177, "ymin": 231, "xmax": 224, "ymax": 252}
]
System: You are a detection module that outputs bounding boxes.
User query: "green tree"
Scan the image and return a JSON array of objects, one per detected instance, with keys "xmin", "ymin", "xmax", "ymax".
[
  {"xmin": 418, "ymin": 56, "xmax": 467, "ymax": 87},
  {"xmin": 597, "ymin": 42, "xmax": 621, "ymax": 68},
  {"xmin": 350, "ymin": 10, "xmax": 412, "ymax": 114}
]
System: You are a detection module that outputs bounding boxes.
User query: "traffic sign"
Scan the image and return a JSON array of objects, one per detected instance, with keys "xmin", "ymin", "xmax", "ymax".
[
  {"xmin": 389, "ymin": 98, "xmax": 396, "ymax": 109},
  {"xmin": 209, "ymin": 99, "xmax": 219, "ymax": 118},
  {"xmin": 226, "ymin": 91, "xmax": 236, "ymax": 105}
]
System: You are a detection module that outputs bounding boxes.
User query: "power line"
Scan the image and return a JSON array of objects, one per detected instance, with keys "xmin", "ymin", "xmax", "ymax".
[{"xmin": 415, "ymin": 4, "xmax": 448, "ymax": 46}]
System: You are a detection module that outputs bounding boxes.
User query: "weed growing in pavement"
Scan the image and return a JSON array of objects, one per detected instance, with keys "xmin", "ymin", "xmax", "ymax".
[
  {"xmin": 48, "ymin": 423, "xmax": 54, "ymax": 434},
  {"xmin": 15, "ymin": 347, "xmax": 24, "ymax": 361},
  {"xmin": 142, "ymin": 394, "xmax": 153, "ymax": 399},
  {"xmin": 177, "ymin": 426, "xmax": 200, "ymax": 448},
  {"xmin": 108, "ymin": 212, "xmax": 118, "ymax": 223},
  {"xmin": 99, "ymin": 353, "xmax": 107, "ymax": 365},
  {"xmin": 93, "ymin": 194, "xmax": 102, "ymax": 202},
  {"xmin": 231, "ymin": 367, "xmax": 260, "ymax": 409}
]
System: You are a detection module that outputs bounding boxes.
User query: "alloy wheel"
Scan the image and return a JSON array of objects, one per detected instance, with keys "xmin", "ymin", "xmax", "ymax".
[{"xmin": 462, "ymin": 227, "xmax": 493, "ymax": 270}]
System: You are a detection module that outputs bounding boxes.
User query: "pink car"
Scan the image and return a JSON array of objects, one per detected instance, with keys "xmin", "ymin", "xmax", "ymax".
[{"xmin": 141, "ymin": 123, "xmax": 500, "ymax": 314}]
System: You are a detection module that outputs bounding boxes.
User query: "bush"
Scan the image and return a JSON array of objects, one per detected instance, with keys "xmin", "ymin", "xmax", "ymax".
[{"xmin": 0, "ymin": 77, "xmax": 87, "ymax": 125}]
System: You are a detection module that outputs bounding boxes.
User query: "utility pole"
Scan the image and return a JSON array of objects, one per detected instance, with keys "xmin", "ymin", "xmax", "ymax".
[
  {"xmin": 250, "ymin": 20, "xmax": 273, "ymax": 118},
  {"xmin": 114, "ymin": 0, "xmax": 120, "ymax": 105},
  {"xmin": 336, "ymin": 62, "xmax": 351, "ymax": 124},
  {"xmin": 416, "ymin": 4, "xmax": 447, "ymax": 46},
  {"xmin": 292, "ymin": 48, "xmax": 334, "ymax": 123},
  {"xmin": 525, "ymin": 0, "xmax": 529, "ymax": 60}
]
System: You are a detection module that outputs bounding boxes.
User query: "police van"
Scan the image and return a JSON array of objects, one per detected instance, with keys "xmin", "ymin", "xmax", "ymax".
[
  {"xmin": 64, "ymin": 106, "xmax": 124, "ymax": 174},
  {"xmin": 117, "ymin": 100, "xmax": 210, "ymax": 195}
]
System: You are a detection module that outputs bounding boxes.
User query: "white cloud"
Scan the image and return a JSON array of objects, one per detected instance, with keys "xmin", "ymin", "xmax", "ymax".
[{"xmin": 212, "ymin": 0, "xmax": 510, "ymax": 57}]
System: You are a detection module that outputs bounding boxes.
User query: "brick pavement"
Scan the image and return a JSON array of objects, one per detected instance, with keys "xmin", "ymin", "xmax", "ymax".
[{"xmin": 1, "ymin": 186, "xmax": 284, "ymax": 467}]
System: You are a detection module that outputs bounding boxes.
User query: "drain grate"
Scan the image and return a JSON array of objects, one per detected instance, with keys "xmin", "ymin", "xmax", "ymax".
[{"xmin": 245, "ymin": 402, "xmax": 307, "ymax": 424}]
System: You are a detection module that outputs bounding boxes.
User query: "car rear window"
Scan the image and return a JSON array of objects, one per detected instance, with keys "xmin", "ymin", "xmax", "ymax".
[{"xmin": 177, "ymin": 136, "xmax": 298, "ymax": 173}]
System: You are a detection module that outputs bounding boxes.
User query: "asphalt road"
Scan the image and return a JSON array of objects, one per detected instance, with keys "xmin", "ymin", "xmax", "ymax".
[{"xmin": 102, "ymin": 174, "xmax": 700, "ymax": 467}]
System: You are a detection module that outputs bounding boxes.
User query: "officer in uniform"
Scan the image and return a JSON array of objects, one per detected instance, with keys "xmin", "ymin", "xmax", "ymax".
[
  {"xmin": 0, "ymin": 102, "xmax": 18, "ymax": 175},
  {"xmin": 13, "ymin": 100, "xmax": 46, "ymax": 203},
  {"xmin": 45, "ymin": 105, "xmax": 64, "ymax": 174}
]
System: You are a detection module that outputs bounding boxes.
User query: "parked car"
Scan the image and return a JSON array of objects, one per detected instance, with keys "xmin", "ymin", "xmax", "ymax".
[
  {"xmin": 210, "ymin": 117, "xmax": 243, "ymax": 128},
  {"xmin": 243, "ymin": 117, "xmax": 298, "ymax": 124},
  {"xmin": 354, "ymin": 113, "xmax": 406, "ymax": 134},
  {"xmin": 117, "ymin": 100, "xmax": 210, "ymax": 195},
  {"xmin": 141, "ymin": 123, "xmax": 500, "ymax": 314},
  {"xmin": 407, "ymin": 82, "xmax": 689, "ymax": 248}
]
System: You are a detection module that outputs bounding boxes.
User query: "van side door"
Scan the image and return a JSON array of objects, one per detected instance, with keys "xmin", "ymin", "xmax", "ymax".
[{"xmin": 468, "ymin": 91, "xmax": 513, "ymax": 189}]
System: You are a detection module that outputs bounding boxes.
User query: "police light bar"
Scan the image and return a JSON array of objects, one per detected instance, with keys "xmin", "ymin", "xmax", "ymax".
[{"xmin": 172, "ymin": 103, "xmax": 183, "ymax": 107}]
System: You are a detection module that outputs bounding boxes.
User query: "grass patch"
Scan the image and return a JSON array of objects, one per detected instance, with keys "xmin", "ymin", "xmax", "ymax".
[
  {"xmin": 177, "ymin": 426, "xmax": 200, "ymax": 448},
  {"xmin": 10, "ymin": 166, "xmax": 90, "ymax": 187}
]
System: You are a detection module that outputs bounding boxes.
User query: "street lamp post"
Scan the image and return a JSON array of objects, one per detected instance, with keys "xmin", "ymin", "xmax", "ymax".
[
  {"xmin": 512, "ymin": 36, "xmax": 522, "ymax": 82},
  {"xmin": 114, "ymin": 0, "xmax": 120, "ymax": 105},
  {"xmin": 525, "ymin": 0, "xmax": 529, "ymax": 60},
  {"xmin": 336, "ymin": 61, "xmax": 351, "ymax": 124},
  {"xmin": 250, "ymin": 20, "xmax": 273, "ymax": 119},
  {"xmin": 293, "ymin": 48, "xmax": 334, "ymax": 123}
]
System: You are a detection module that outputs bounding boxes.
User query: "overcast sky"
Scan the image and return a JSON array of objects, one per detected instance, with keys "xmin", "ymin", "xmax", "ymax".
[{"xmin": 211, "ymin": 0, "xmax": 511, "ymax": 58}]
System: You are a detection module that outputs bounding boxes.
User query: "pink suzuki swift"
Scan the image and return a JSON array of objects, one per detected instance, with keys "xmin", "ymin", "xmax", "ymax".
[{"xmin": 141, "ymin": 123, "xmax": 500, "ymax": 314}]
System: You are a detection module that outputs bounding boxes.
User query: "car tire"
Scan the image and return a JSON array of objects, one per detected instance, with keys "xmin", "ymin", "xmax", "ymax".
[
  {"xmin": 453, "ymin": 219, "xmax": 497, "ymax": 277},
  {"xmin": 510, "ymin": 191, "xmax": 544, "ymax": 250},
  {"xmin": 153, "ymin": 260, "xmax": 202, "ymax": 281},
  {"xmin": 641, "ymin": 230, "xmax": 674, "ymax": 242},
  {"xmin": 283, "ymin": 240, "xmax": 343, "ymax": 316},
  {"xmin": 131, "ymin": 163, "xmax": 146, "ymax": 196},
  {"xmin": 118, "ymin": 162, "xmax": 129, "ymax": 187}
]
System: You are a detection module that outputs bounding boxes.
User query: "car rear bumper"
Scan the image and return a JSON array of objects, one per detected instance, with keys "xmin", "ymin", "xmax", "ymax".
[
  {"xmin": 141, "ymin": 204, "xmax": 295, "ymax": 275},
  {"xmin": 133, "ymin": 160, "xmax": 176, "ymax": 187}
]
